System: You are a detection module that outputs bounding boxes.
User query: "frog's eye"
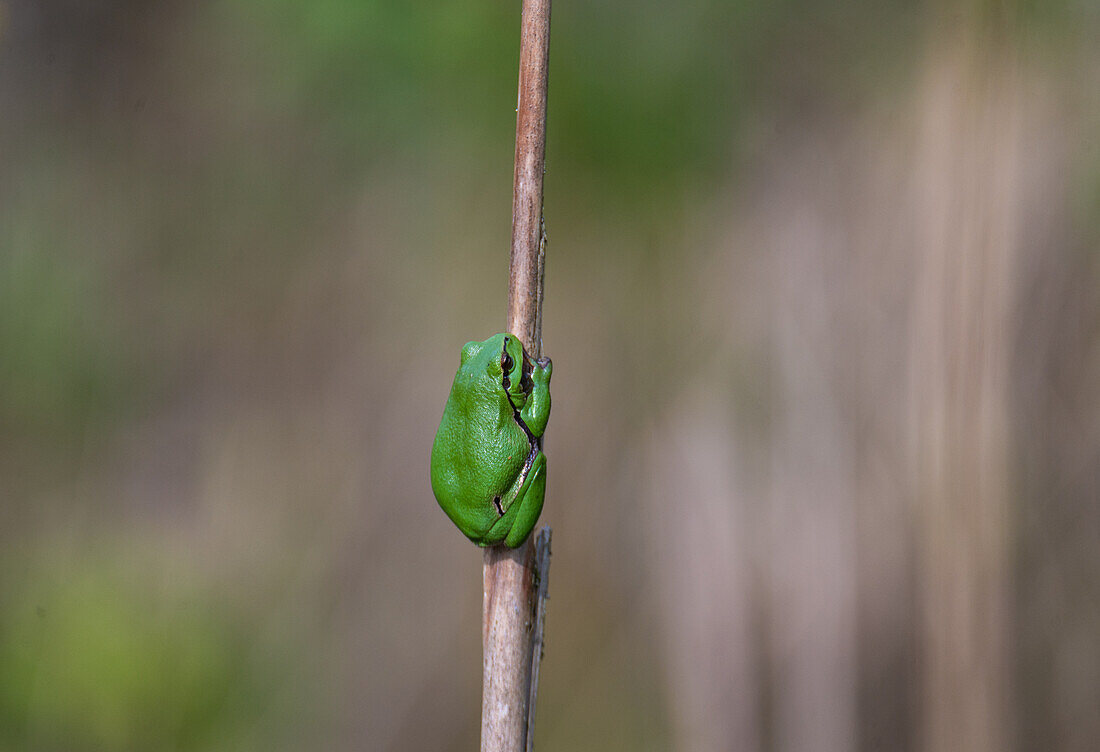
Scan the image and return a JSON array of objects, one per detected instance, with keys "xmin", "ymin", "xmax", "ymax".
[{"xmin": 501, "ymin": 351, "xmax": 514, "ymax": 374}]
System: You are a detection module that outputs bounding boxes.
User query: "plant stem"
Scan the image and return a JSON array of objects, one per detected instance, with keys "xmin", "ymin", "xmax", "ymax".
[{"xmin": 482, "ymin": 1, "xmax": 552, "ymax": 751}]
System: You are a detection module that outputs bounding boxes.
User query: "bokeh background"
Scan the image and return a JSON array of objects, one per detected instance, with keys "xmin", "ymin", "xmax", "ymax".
[{"xmin": 2, "ymin": 1, "xmax": 1099, "ymax": 750}]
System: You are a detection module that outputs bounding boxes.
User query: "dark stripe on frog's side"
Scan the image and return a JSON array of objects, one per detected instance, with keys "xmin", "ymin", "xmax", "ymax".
[{"xmin": 490, "ymin": 336, "xmax": 542, "ymax": 518}]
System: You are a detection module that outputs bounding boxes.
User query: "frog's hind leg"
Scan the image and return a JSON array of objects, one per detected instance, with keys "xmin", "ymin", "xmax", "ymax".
[
  {"xmin": 481, "ymin": 452, "xmax": 546, "ymax": 548},
  {"xmin": 481, "ymin": 490, "xmax": 522, "ymax": 547},
  {"xmin": 504, "ymin": 453, "xmax": 546, "ymax": 548}
]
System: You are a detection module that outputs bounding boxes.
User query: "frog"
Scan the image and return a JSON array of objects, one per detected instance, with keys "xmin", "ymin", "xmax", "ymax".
[{"xmin": 430, "ymin": 333, "xmax": 552, "ymax": 547}]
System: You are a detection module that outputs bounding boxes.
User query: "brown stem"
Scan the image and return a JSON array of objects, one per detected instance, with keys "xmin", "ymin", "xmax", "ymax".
[
  {"xmin": 482, "ymin": 1, "xmax": 552, "ymax": 751},
  {"xmin": 505, "ymin": 0, "xmax": 551, "ymax": 351}
]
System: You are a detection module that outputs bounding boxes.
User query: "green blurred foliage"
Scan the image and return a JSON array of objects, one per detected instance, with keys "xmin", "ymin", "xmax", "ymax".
[{"xmin": 0, "ymin": 551, "xmax": 301, "ymax": 752}]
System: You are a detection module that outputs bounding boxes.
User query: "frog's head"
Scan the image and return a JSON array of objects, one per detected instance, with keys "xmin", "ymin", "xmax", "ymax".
[{"xmin": 497, "ymin": 334, "xmax": 532, "ymax": 408}]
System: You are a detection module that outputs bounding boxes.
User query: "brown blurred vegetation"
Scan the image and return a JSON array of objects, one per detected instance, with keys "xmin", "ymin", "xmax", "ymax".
[{"xmin": 1, "ymin": 1, "xmax": 1098, "ymax": 751}]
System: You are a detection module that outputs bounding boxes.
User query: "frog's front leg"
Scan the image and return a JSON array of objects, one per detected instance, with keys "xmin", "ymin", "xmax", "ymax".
[
  {"xmin": 482, "ymin": 451, "xmax": 546, "ymax": 548},
  {"xmin": 521, "ymin": 356, "xmax": 552, "ymax": 438}
]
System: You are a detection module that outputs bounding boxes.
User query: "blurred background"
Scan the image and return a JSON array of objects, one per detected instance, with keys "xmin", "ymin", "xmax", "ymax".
[{"xmin": 2, "ymin": 0, "xmax": 1098, "ymax": 750}]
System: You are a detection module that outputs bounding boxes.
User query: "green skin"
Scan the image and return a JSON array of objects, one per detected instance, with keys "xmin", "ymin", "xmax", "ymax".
[{"xmin": 430, "ymin": 333, "xmax": 552, "ymax": 547}]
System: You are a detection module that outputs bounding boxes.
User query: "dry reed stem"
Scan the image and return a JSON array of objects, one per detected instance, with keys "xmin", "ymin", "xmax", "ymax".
[{"xmin": 481, "ymin": 1, "xmax": 552, "ymax": 750}]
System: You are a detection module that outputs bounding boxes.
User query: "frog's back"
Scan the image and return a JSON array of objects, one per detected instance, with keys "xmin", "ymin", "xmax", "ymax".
[{"xmin": 430, "ymin": 378, "xmax": 528, "ymax": 518}]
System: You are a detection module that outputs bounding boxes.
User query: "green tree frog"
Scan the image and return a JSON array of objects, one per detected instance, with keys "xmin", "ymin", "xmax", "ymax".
[{"xmin": 430, "ymin": 333, "xmax": 552, "ymax": 547}]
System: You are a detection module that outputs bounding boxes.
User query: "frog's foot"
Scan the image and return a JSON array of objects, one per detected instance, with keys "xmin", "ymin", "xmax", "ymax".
[{"xmin": 533, "ymin": 356, "xmax": 552, "ymax": 383}]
